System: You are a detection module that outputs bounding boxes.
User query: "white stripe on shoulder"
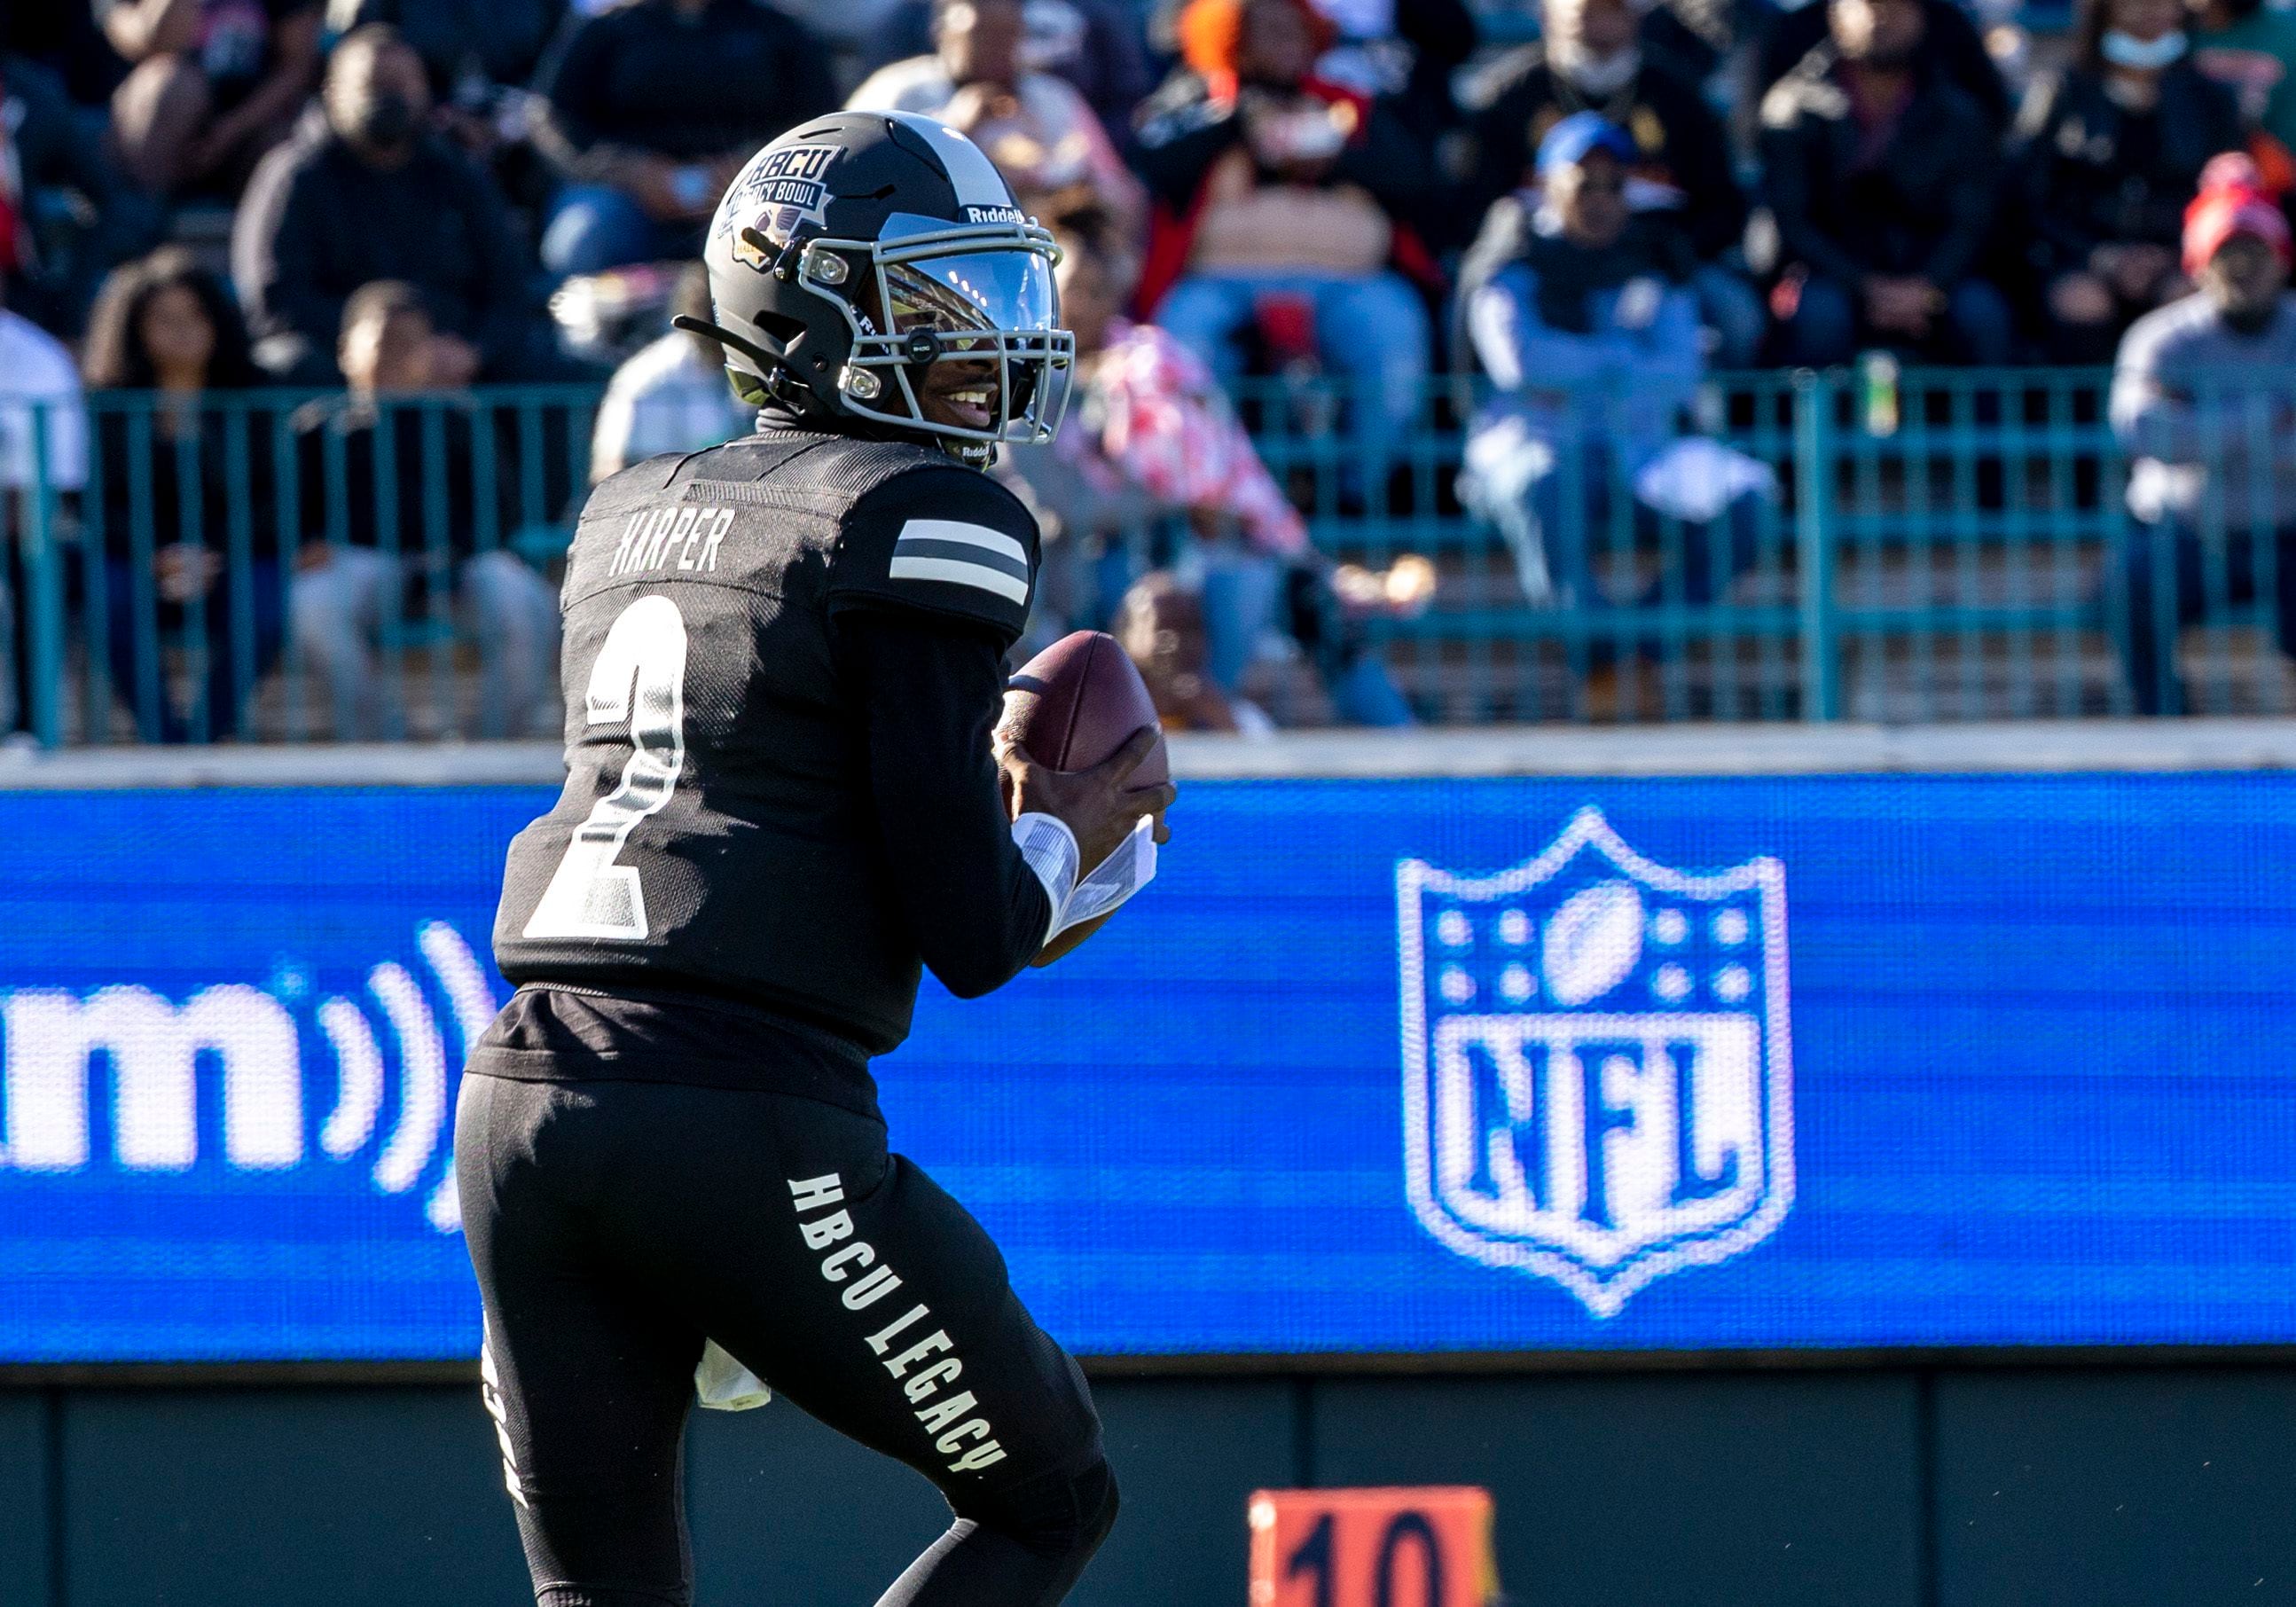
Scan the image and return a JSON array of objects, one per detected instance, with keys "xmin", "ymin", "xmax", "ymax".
[
  {"xmin": 894, "ymin": 519, "xmax": 1029, "ymax": 565},
  {"xmin": 889, "ymin": 553, "xmax": 1031, "ymax": 604}
]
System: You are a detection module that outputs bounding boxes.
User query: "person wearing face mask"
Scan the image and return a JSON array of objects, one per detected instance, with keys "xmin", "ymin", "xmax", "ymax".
[
  {"xmin": 2014, "ymin": 0, "xmax": 2245, "ymax": 363},
  {"xmin": 2111, "ymin": 160, "xmax": 2296, "ymax": 714},
  {"xmin": 1761, "ymin": 0, "xmax": 2010, "ymax": 365},
  {"xmin": 232, "ymin": 23, "xmax": 537, "ymax": 383},
  {"xmin": 1459, "ymin": 0, "xmax": 1762, "ymax": 363}
]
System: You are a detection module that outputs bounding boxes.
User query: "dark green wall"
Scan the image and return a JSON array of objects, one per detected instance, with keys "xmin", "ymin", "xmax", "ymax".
[{"xmin": 4, "ymin": 1367, "xmax": 2293, "ymax": 1606}]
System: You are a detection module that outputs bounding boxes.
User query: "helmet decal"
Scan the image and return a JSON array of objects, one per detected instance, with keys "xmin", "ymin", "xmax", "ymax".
[{"xmin": 712, "ymin": 142, "xmax": 839, "ymax": 254}]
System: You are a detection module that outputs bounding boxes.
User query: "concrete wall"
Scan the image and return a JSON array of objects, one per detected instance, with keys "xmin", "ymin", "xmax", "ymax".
[{"xmin": 4, "ymin": 1366, "xmax": 2293, "ymax": 1606}]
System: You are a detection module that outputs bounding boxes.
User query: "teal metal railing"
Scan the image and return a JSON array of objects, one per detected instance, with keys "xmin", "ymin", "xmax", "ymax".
[
  {"xmin": 2, "ymin": 386, "xmax": 596, "ymax": 745},
  {"xmin": 1230, "ymin": 365, "xmax": 2294, "ymax": 725},
  {"xmin": 2, "ymin": 365, "xmax": 2291, "ymax": 743}
]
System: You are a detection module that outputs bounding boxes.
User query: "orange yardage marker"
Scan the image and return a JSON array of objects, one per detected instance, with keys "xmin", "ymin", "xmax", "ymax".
[{"xmin": 1248, "ymin": 1485, "xmax": 1499, "ymax": 1607}]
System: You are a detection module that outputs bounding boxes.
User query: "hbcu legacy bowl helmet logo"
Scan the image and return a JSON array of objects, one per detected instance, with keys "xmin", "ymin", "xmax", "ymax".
[
  {"xmin": 717, "ymin": 142, "xmax": 840, "ymax": 266},
  {"xmin": 1397, "ymin": 810, "xmax": 1794, "ymax": 1317}
]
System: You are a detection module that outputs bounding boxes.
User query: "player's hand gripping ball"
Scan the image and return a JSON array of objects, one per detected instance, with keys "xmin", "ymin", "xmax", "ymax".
[{"xmin": 998, "ymin": 631, "xmax": 1174, "ymax": 965}]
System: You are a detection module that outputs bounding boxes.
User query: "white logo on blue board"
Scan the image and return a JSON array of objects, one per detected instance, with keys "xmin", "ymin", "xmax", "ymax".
[
  {"xmin": 0, "ymin": 921, "xmax": 489, "ymax": 1233},
  {"xmin": 1397, "ymin": 809, "xmax": 1794, "ymax": 1317}
]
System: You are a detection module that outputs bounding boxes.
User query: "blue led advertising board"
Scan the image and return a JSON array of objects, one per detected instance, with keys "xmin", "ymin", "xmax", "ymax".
[{"xmin": 1, "ymin": 772, "xmax": 2292, "ymax": 1362}]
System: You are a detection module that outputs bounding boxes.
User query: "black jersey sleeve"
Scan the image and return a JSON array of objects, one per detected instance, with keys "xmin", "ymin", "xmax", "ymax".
[
  {"xmin": 833, "ymin": 608, "xmax": 1054, "ymax": 998},
  {"xmin": 826, "ymin": 463, "xmax": 1040, "ymax": 649}
]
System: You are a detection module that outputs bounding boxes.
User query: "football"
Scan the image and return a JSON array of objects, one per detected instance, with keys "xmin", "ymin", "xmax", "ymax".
[
  {"xmin": 1000, "ymin": 630, "xmax": 1169, "ymax": 783},
  {"xmin": 999, "ymin": 631, "xmax": 1168, "ymax": 964}
]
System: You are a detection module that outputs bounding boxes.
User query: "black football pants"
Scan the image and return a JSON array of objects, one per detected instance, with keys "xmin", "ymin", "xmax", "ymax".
[{"xmin": 457, "ymin": 1072, "xmax": 1117, "ymax": 1607}]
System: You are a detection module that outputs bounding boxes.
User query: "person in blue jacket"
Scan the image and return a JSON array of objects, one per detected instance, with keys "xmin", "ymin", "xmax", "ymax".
[{"xmin": 1460, "ymin": 112, "xmax": 1769, "ymax": 639}]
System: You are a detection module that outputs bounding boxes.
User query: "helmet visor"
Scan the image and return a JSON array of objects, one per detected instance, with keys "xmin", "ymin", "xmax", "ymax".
[
  {"xmin": 844, "ymin": 216, "xmax": 1071, "ymax": 447},
  {"xmin": 882, "ymin": 247, "xmax": 1058, "ymax": 346}
]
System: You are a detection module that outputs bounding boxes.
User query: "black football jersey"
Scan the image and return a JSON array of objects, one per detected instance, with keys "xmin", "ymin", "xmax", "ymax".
[{"xmin": 491, "ymin": 427, "xmax": 1040, "ymax": 1054}]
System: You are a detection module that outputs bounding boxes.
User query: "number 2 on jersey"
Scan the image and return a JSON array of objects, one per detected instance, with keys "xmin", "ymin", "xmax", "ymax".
[{"xmin": 523, "ymin": 594, "xmax": 689, "ymax": 941}]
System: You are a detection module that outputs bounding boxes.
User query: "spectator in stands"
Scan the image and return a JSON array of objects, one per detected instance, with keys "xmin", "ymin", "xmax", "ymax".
[
  {"xmin": 233, "ymin": 23, "xmax": 538, "ymax": 383},
  {"xmin": 535, "ymin": 0, "xmax": 835, "ymax": 277},
  {"xmin": 2016, "ymin": 0, "xmax": 2244, "ymax": 363},
  {"xmin": 2191, "ymin": 0, "xmax": 2296, "ymax": 157},
  {"xmin": 104, "ymin": 0, "xmax": 324, "ymax": 200},
  {"xmin": 846, "ymin": 0, "xmax": 1144, "ymax": 238},
  {"xmin": 0, "ymin": 270, "xmax": 85, "ymax": 738},
  {"xmin": 1759, "ymin": 0, "xmax": 2010, "ymax": 128},
  {"xmin": 589, "ymin": 263, "xmax": 752, "ymax": 482},
  {"xmin": 1289, "ymin": 0, "xmax": 1478, "ymax": 154},
  {"xmin": 0, "ymin": 3, "xmax": 122, "ymax": 106},
  {"xmin": 320, "ymin": 0, "xmax": 562, "ymax": 106},
  {"xmin": 860, "ymin": 0, "xmax": 1153, "ymax": 143},
  {"xmin": 1, "ymin": 49, "xmax": 134, "ymax": 334},
  {"xmin": 1013, "ymin": 210, "xmax": 1425, "ymax": 725},
  {"xmin": 1112, "ymin": 569, "xmax": 1272, "ymax": 733},
  {"xmin": 1134, "ymin": 0, "xmax": 1436, "ymax": 491},
  {"xmin": 1460, "ymin": 116, "xmax": 1770, "ymax": 681},
  {"xmin": 1761, "ymin": 0, "xmax": 2011, "ymax": 365},
  {"xmin": 1642, "ymin": 0, "xmax": 1778, "ymax": 100},
  {"xmin": 291, "ymin": 281, "xmax": 560, "ymax": 738},
  {"xmin": 1459, "ymin": 0, "xmax": 1766, "ymax": 364},
  {"xmin": 2111, "ymin": 162, "xmax": 2296, "ymax": 715},
  {"xmin": 1147, "ymin": 0, "xmax": 1480, "ymax": 140},
  {"xmin": 81, "ymin": 248, "xmax": 286, "ymax": 741}
]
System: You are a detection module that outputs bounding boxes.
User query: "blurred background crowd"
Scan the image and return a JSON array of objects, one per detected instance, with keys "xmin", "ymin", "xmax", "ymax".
[{"xmin": 3, "ymin": 0, "xmax": 2295, "ymax": 741}]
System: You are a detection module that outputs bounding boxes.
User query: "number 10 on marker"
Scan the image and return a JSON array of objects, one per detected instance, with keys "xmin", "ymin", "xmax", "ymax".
[{"xmin": 1249, "ymin": 1486, "xmax": 1500, "ymax": 1607}]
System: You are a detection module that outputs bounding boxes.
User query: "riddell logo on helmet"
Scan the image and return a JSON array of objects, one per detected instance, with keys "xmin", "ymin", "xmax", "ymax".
[{"xmin": 963, "ymin": 204, "xmax": 1026, "ymax": 226}]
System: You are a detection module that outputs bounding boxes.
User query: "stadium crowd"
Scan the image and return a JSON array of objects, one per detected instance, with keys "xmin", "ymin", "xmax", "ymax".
[{"xmin": 1, "ymin": 0, "xmax": 2294, "ymax": 736}]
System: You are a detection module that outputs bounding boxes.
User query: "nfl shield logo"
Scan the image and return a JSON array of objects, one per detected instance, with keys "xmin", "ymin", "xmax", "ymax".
[{"xmin": 1397, "ymin": 808, "xmax": 1794, "ymax": 1317}]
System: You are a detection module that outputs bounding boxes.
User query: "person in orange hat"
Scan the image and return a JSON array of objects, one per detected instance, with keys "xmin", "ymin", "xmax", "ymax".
[
  {"xmin": 2108, "ymin": 163, "xmax": 2296, "ymax": 712},
  {"xmin": 1132, "ymin": 0, "xmax": 1438, "ymax": 490}
]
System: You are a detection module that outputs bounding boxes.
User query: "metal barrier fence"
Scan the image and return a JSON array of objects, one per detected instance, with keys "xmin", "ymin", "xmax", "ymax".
[
  {"xmin": 1, "ymin": 388, "xmax": 596, "ymax": 746},
  {"xmin": 1236, "ymin": 365, "xmax": 2296, "ymax": 725},
  {"xmin": 0, "ymin": 366, "xmax": 2289, "ymax": 743}
]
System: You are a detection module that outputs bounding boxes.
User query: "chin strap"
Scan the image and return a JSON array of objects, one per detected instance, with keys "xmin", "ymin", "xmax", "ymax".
[
  {"xmin": 671, "ymin": 313, "xmax": 776, "ymax": 373},
  {"xmin": 672, "ymin": 314, "xmax": 819, "ymax": 413}
]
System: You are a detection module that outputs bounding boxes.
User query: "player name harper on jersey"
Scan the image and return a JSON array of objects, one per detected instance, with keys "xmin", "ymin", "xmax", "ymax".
[{"xmin": 607, "ymin": 505, "xmax": 735, "ymax": 579}]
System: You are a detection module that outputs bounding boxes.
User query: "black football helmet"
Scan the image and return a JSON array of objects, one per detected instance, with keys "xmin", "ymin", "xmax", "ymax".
[{"xmin": 681, "ymin": 111, "xmax": 1073, "ymax": 466}]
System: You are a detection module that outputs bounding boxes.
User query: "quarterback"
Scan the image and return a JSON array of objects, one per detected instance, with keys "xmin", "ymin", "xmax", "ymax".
[{"xmin": 458, "ymin": 112, "xmax": 1172, "ymax": 1607}]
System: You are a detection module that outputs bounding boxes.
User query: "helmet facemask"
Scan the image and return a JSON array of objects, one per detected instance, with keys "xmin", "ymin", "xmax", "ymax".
[{"xmin": 795, "ymin": 213, "xmax": 1075, "ymax": 463}]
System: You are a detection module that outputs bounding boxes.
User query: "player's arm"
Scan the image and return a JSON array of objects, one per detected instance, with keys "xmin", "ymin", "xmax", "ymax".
[
  {"xmin": 833, "ymin": 607, "xmax": 1056, "ymax": 997},
  {"xmin": 827, "ymin": 466, "xmax": 1156, "ymax": 995}
]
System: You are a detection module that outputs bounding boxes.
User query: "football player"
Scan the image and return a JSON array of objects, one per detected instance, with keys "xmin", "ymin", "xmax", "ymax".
[{"xmin": 458, "ymin": 112, "xmax": 1174, "ymax": 1607}]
